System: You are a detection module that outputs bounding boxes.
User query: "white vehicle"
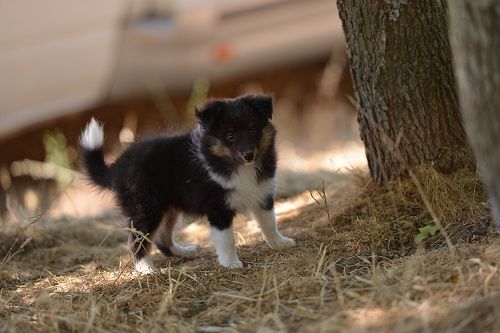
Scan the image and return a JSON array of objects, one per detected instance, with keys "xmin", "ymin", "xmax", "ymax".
[{"xmin": 0, "ymin": 0, "xmax": 341, "ymax": 138}]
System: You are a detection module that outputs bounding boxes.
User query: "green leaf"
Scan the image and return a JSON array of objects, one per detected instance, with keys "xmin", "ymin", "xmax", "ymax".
[
  {"xmin": 428, "ymin": 224, "xmax": 439, "ymax": 236},
  {"xmin": 414, "ymin": 223, "xmax": 440, "ymax": 245},
  {"xmin": 414, "ymin": 233, "xmax": 427, "ymax": 245},
  {"xmin": 418, "ymin": 224, "xmax": 438, "ymax": 236}
]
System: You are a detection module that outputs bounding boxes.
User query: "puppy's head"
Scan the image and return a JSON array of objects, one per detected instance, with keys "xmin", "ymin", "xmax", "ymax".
[{"xmin": 196, "ymin": 95, "xmax": 275, "ymax": 165}]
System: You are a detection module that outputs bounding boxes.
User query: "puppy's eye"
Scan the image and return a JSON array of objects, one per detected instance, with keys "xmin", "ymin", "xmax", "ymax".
[{"xmin": 226, "ymin": 132, "xmax": 235, "ymax": 142}]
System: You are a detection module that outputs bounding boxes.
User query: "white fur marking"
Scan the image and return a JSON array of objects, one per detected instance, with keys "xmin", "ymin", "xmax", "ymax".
[
  {"xmin": 252, "ymin": 208, "xmax": 296, "ymax": 249},
  {"xmin": 211, "ymin": 226, "xmax": 242, "ymax": 268},
  {"xmin": 226, "ymin": 165, "xmax": 275, "ymax": 212},
  {"xmin": 80, "ymin": 117, "xmax": 104, "ymax": 150},
  {"xmin": 208, "ymin": 170, "xmax": 235, "ymax": 189},
  {"xmin": 134, "ymin": 255, "xmax": 155, "ymax": 274}
]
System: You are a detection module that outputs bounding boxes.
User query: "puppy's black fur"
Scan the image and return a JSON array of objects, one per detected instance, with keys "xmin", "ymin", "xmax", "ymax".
[{"xmin": 79, "ymin": 95, "xmax": 277, "ymax": 266}]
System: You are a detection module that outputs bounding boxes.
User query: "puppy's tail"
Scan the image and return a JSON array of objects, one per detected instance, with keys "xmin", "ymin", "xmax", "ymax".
[{"xmin": 78, "ymin": 118, "xmax": 112, "ymax": 189}]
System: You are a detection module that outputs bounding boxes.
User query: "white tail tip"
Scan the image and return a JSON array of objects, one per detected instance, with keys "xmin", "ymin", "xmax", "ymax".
[{"xmin": 80, "ymin": 118, "xmax": 104, "ymax": 150}]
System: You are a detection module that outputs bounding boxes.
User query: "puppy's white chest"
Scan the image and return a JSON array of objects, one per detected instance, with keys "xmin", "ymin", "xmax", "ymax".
[{"xmin": 225, "ymin": 165, "xmax": 274, "ymax": 212}]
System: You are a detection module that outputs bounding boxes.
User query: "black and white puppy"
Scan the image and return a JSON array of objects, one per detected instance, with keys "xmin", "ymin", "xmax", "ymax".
[{"xmin": 79, "ymin": 95, "xmax": 295, "ymax": 273}]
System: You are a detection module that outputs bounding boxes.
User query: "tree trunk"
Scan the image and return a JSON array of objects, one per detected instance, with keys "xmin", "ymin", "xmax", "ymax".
[
  {"xmin": 448, "ymin": 0, "xmax": 500, "ymax": 233},
  {"xmin": 337, "ymin": 0, "xmax": 473, "ymax": 184}
]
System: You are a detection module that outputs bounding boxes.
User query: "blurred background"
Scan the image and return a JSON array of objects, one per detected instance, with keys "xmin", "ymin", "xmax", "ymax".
[{"xmin": 0, "ymin": 0, "xmax": 365, "ymax": 222}]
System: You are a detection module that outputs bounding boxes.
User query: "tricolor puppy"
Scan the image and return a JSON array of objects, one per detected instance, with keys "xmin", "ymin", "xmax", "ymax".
[{"xmin": 79, "ymin": 95, "xmax": 296, "ymax": 273}]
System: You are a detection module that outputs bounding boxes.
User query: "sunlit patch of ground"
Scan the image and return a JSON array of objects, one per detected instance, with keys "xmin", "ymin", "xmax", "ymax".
[{"xmin": 279, "ymin": 141, "xmax": 366, "ymax": 172}]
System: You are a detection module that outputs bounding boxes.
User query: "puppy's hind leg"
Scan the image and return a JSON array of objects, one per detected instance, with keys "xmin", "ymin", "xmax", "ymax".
[
  {"xmin": 128, "ymin": 212, "xmax": 162, "ymax": 274},
  {"xmin": 155, "ymin": 211, "xmax": 197, "ymax": 257}
]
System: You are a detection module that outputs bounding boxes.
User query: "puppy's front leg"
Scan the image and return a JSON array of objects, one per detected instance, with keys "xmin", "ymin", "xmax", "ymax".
[
  {"xmin": 208, "ymin": 210, "xmax": 243, "ymax": 268},
  {"xmin": 252, "ymin": 206, "xmax": 296, "ymax": 250}
]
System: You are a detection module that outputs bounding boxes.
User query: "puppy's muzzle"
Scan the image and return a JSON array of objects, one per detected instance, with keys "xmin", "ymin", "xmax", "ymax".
[{"xmin": 242, "ymin": 151, "xmax": 255, "ymax": 163}]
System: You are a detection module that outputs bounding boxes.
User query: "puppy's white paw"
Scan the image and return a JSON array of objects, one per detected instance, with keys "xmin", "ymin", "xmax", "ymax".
[
  {"xmin": 268, "ymin": 236, "xmax": 296, "ymax": 250},
  {"xmin": 218, "ymin": 257, "xmax": 244, "ymax": 269},
  {"xmin": 170, "ymin": 244, "xmax": 198, "ymax": 257},
  {"xmin": 134, "ymin": 257, "xmax": 155, "ymax": 274}
]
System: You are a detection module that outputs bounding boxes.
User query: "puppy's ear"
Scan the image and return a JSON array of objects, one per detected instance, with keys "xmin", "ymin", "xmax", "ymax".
[
  {"xmin": 242, "ymin": 95, "xmax": 273, "ymax": 120},
  {"xmin": 195, "ymin": 100, "xmax": 225, "ymax": 126}
]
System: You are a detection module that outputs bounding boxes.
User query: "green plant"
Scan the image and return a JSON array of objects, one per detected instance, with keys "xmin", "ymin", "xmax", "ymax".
[
  {"xmin": 187, "ymin": 77, "xmax": 210, "ymax": 117},
  {"xmin": 414, "ymin": 223, "xmax": 439, "ymax": 244},
  {"xmin": 43, "ymin": 129, "xmax": 73, "ymax": 187}
]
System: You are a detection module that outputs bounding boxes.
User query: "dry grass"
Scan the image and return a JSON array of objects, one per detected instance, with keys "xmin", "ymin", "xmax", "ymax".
[{"xmin": 1, "ymin": 168, "xmax": 498, "ymax": 333}]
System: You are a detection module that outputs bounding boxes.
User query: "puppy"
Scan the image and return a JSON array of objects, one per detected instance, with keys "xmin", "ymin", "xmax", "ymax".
[{"xmin": 79, "ymin": 95, "xmax": 296, "ymax": 273}]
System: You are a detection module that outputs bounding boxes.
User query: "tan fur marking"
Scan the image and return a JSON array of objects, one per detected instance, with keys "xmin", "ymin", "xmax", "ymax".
[
  {"xmin": 256, "ymin": 124, "xmax": 275, "ymax": 161},
  {"xmin": 210, "ymin": 139, "xmax": 232, "ymax": 159}
]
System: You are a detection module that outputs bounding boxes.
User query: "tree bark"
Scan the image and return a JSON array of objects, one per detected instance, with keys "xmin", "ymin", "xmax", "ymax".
[
  {"xmin": 337, "ymin": 0, "xmax": 473, "ymax": 184},
  {"xmin": 448, "ymin": 0, "xmax": 500, "ymax": 233}
]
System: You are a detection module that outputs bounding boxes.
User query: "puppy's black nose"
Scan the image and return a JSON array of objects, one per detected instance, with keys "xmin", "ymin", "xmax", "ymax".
[{"xmin": 243, "ymin": 151, "xmax": 254, "ymax": 162}]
